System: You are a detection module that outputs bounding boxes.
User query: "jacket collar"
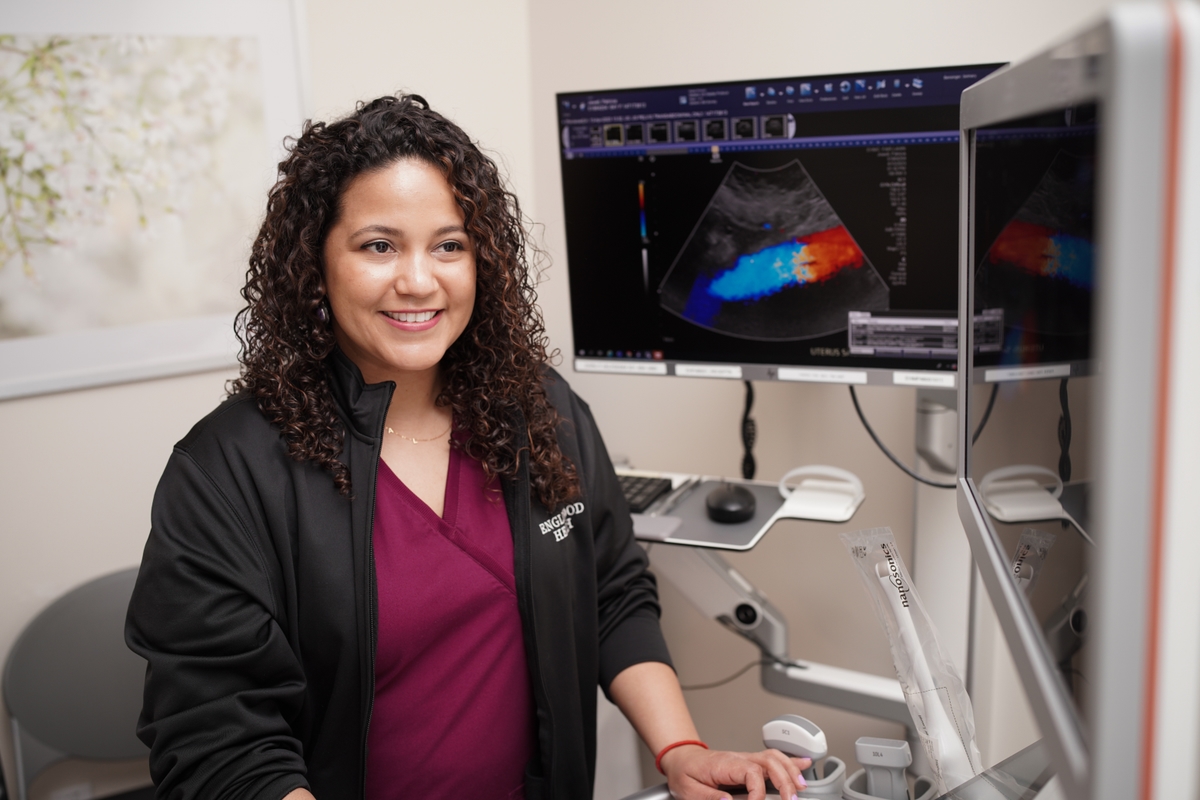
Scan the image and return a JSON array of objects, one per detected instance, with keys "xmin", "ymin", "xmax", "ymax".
[{"xmin": 326, "ymin": 347, "xmax": 394, "ymax": 441}]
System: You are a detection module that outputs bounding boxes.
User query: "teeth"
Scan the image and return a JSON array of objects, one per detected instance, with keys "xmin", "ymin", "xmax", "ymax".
[{"xmin": 385, "ymin": 310, "xmax": 437, "ymax": 323}]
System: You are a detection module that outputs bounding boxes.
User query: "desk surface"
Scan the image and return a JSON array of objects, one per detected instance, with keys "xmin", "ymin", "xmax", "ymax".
[{"xmin": 648, "ymin": 479, "xmax": 784, "ymax": 550}]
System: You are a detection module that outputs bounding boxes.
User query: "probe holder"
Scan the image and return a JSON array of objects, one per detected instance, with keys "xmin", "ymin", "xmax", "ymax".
[
  {"xmin": 797, "ymin": 756, "xmax": 847, "ymax": 798},
  {"xmin": 768, "ymin": 466, "xmax": 866, "ymax": 524},
  {"xmin": 854, "ymin": 737, "xmax": 910, "ymax": 800},
  {"xmin": 842, "ymin": 770, "xmax": 937, "ymax": 800},
  {"xmin": 978, "ymin": 465, "xmax": 1065, "ymax": 523}
]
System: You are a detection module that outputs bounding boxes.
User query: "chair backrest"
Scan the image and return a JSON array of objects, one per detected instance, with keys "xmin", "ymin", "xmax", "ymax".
[
  {"xmin": 0, "ymin": 735, "xmax": 8, "ymax": 800},
  {"xmin": 2, "ymin": 568, "xmax": 148, "ymax": 800}
]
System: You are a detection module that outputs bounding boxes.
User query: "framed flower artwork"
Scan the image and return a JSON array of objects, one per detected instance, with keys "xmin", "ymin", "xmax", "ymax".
[{"xmin": 0, "ymin": 0, "xmax": 307, "ymax": 398}]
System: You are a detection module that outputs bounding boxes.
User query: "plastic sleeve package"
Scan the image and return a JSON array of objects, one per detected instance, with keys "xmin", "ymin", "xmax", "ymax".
[
  {"xmin": 840, "ymin": 527, "xmax": 982, "ymax": 794},
  {"xmin": 1011, "ymin": 527, "xmax": 1056, "ymax": 596}
]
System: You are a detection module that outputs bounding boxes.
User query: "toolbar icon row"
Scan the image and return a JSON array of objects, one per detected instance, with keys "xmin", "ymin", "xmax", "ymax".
[{"xmin": 744, "ymin": 76, "xmax": 927, "ymax": 99}]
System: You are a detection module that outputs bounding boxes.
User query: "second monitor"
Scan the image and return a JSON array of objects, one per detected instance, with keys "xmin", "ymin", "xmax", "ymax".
[{"xmin": 558, "ymin": 63, "xmax": 1002, "ymax": 387}]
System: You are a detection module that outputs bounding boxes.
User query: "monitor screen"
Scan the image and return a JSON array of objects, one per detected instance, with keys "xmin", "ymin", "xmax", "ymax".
[
  {"xmin": 964, "ymin": 102, "xmax": 1099, "ymax": 742},
  {"xmin": 971, "ymin": 106, "xmax": 1097, "ymax": 383},
  {"xmin": 557, "ymin": 64, "xmax": 1002, "ymax": 386}
]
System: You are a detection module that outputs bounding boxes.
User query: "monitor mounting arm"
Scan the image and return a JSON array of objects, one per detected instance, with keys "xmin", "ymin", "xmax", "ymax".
[{"xmin": 648, "ymin": 543, "xmax": 911, "ymax": 726}]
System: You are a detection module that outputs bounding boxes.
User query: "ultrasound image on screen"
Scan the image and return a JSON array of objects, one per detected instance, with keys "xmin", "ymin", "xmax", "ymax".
[
  {"xmin": 976, "ymin": 150, "xmax": 1095, "ymax": 359},
  {"xmin": 657, "ymin": 161, "xmax": 890, "ymax": 341}
]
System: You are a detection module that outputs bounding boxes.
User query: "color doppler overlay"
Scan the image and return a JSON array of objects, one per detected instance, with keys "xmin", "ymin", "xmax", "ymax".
[
  {"xmin": 976, "ymin": 151, "xmax": 1094, "ymax": 353},
  {"xmin": 986, "ymin": 220, "xmax": 1093, "ymax": 289},
  {"xmin": 658, "ymin": 161, "xmax": 888, "ymax": 340}
]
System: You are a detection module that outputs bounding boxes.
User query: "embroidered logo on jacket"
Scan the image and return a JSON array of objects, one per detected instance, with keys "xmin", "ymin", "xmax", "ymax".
[{"xmin": 539, "ymin": 502, "xmax": 585, "ymax": 542}]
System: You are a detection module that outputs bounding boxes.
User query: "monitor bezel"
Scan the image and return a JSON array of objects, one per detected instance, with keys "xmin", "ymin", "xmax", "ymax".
[
  {"xmin": 958, "ymin": 32, "xmax": 1103, "ymax": 800},
  {"xmin": 958, "ymin": 9, "xmax": 1179, "ymax": 798}
]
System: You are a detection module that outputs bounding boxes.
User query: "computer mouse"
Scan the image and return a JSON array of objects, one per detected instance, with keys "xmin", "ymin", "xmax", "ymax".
[{"xmin": 705, "ymin": 483, "xmax": 756, "ymax": 524}]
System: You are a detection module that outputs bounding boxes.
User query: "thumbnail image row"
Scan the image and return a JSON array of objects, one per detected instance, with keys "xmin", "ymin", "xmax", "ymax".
[{"xmin": 601, "ymin": 114, "xmax": 795, "ymax": 147}]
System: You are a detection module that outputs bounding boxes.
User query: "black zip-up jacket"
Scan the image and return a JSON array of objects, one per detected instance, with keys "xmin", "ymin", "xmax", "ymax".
[{"xmin": 125, "ymin": 351, "xmax": 672, "ymax": 800}]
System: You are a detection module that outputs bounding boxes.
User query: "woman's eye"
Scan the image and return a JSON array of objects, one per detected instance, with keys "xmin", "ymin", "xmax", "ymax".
[
  {"xmin": 365, "ymin": 241, "xmax": 391, "ymax": 254},
  {"xmin": 437, "ymin": 240, "xmax": 466, "ymax": 253}
]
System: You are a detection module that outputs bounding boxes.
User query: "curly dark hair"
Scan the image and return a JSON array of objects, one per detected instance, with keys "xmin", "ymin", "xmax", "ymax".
[{"xmin": 231, "ymin": 93, "xmax": 578, "ymax": 508}]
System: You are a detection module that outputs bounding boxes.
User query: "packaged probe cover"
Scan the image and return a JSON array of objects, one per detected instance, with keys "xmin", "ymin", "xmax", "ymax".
[
  {"xmin": 1012, "ymin": 527, "xmax": 1056, "ymax": 596},
  {"xmin": 841, "ymin": 527, "xmax": 982, "ymax": 794}
]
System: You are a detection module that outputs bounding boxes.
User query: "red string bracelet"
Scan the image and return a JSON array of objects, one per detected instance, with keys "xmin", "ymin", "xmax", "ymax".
[{"xmin": 655, "ymin": 739, "xmax": 709, "ymax": 774}]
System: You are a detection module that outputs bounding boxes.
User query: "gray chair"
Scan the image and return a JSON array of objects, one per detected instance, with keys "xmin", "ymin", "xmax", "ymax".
[{"xmin": 2, "ymin": 568, "xmax": 150, "ymax": 800}]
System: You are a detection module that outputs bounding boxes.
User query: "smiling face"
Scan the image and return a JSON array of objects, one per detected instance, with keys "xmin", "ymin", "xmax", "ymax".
[{"xmin": 323, "ymin": 158, "xmax": 476, "ymax": 386}]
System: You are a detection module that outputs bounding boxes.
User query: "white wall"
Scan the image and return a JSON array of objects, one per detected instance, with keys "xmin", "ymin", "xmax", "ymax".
[
  {"xmin": 305, "ymin": 0, "xmax": 536, "ymax": 203},
  {"xmin": 1, "ymin": 0, "xmax": 1117, "ymax": 796}
]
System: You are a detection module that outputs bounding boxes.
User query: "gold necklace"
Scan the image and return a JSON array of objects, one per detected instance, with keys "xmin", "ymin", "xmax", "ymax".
[{"xmin": 384, "ymin": 422, "xmax": 452, "ymax": 444}]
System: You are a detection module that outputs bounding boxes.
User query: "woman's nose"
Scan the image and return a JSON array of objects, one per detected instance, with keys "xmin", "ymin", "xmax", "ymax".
[{"xmin": 392, "ymin": 253, "xmax": 438, "ymax": 296}]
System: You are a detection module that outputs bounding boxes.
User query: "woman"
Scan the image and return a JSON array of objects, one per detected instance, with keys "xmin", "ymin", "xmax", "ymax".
[{"xmin": 126, "ymin": 94, "xmax": 809, "ymax": 800}]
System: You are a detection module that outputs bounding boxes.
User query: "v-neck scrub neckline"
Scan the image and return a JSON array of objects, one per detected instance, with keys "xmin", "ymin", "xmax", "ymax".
[{"xmin": 366, "ymin": 446, "xmax": 534, "ymax": 799}]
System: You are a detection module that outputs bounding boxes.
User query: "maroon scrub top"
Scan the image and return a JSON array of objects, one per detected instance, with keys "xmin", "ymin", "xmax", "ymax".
[{"xmin": 366, "ymin": 444, "xmax": 535, "ymax": 800}]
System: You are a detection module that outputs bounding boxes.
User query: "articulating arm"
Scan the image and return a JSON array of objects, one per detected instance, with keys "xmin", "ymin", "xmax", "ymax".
[{"xmin": 648, "ymin": 544, "xmax": 911, "ymax": 727}]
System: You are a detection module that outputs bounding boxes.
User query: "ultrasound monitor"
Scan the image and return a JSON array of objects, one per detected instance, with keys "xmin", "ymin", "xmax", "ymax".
[
  {"xmin": 963, "ymin": 100, "xmax": 1098, "ymax": 793},
  {"xmin": 958, "ymin": 6, "xmax": 1200, "ymax": 798},
  {"xmin": 557, "ymin": 64, "xmax": 1002, "ymax": 387}
]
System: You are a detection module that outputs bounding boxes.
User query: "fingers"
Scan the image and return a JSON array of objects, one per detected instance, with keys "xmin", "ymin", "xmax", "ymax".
[
  {"xmin": 670, "ymin": 757, "xmax": 766, "ymax": 800},
  {"xmin": 748, "ymin": 750, "xmax": 816, "ymax": 799},
  {"xmin": 665, "ymin": 748, "xmax": 819, "ymax": 800},
  {"xmin": 791, "ymin": 756, "xmax": 814, "ymax": 774},
  {"xmin": 758, "ymin": 749, "xmax": 805, "ymax": 798},
  {"xmin": 750, "ymin": 750, "xmax": 803, "ymax": 799},
  {"xmin": 742, "ymin": 760, "xmax": 767, "ymax": 800}
]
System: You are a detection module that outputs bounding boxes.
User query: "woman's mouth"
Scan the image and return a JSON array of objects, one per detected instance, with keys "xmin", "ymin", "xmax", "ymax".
[
  {"xmin": 383, "ymin": 310, "xmax": 438, "ymax": 323},
  {"xmin": 381, "ymin": 309, "xmax": 442, "ymax": 331}
]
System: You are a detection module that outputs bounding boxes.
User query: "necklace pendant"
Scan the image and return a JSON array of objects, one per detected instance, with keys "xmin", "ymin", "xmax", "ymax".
[{"xmin": 385, "ymin": 425, "xmax": 448, "ymax": 444}]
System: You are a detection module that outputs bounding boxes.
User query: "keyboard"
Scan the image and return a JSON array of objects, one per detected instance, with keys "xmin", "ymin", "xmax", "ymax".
[{"xmin": 617, "ymin": 474, "xmax": 674, "ymax": 513}]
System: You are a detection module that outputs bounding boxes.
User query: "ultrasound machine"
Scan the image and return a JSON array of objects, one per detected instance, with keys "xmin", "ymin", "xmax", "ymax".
[{"xmin": 558, "ymin": 4, "xmax": 1200, "ymax": 800}]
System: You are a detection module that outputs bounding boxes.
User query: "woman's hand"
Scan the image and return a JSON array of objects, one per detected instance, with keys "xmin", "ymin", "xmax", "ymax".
[
  {"xmin": 608, "ymin": 662, "xmax": 813, "ymax": 799},
  {"xmin": 660, "ymin": 744, "xmax": 812, "ymax": 800}
]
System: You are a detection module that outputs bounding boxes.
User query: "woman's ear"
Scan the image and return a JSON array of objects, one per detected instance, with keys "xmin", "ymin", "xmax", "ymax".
[{"xmin": 314, "ymin": 278, "xmax": 330, "ymax": 324}]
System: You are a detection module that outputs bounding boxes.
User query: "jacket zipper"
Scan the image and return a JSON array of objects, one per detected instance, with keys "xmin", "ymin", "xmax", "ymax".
[
  {"xmin": 511, "ymin": 444, "xmax": 553, "ymax": 793},
  {"xmin": 358, "ymin": 382, "xmax": 393, "ymax": 800}
]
